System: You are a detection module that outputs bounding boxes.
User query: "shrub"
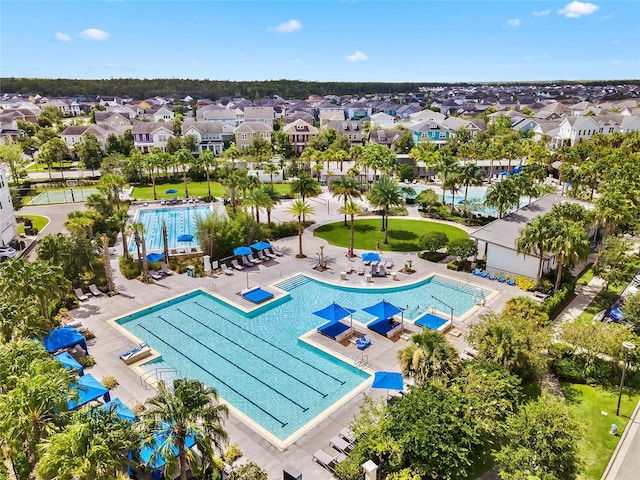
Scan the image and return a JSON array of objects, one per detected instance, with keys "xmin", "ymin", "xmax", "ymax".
[
  {"xmin": 224, "ymin": 444, "xmax": 243, "ymax": 464},
  {"xmin": 388, "ymin": 205, "xmax": 408, "ymax": 216},
  {"xmin": 119, "ymin": 257, "xmax": 142, "ymax": 279},
  {"xmin": 542, "ymin": 284, "xmax": 576, "ymax": 319},
  {"xmin": 537, "ymin": 279, "xmax": 554, "ymax": 293},
  {"xmin": 515, "ymin": 276, "xmax": 536, "ymax": 291},
  {"xmin": 552, "ymin": 357, "xmax": 587, "ymax": 384},
  {"xmin": 420, "ymin": 251, "xmax": 448, "ymax": 263},
  {"xmin": 82, "ymin": 330, "xmax": 96, "ymax": 340},
  {"xmin": 131, "ymin": 401, "xmax": 146, "ymax": 415},
  {"xmin": 101, "ymin": 376, "xmax": 119, "ymax": 390},
  {"xmin": 77, "ymin": 355, "xmax": 95, "ymax": 367},
  {"xmin": 447, "ymin": 260, "xmax": 462, "ymax": 271},
  {"xmin": 420, "ymin": 231, "xmax": 449, "ymax": 253}
]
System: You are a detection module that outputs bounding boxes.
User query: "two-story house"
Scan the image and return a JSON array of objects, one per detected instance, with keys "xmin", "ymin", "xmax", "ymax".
[
  {"xmin": 283, "ymin": 119, "xmax": 318, "ymax": 155},
  {"xmin": 198, "ymin": 106, "xmax": 237, "ymax": 125},
  {"xmin": 95, "ymin": 111, "xmax": 132, "ymax": 136},
  {"xmin": 319, "ymin": 108, "xmax": 345, "ymax": 126},
  {"xmin": 182, "ymin": 121, "xmax": 224, "ymax": 155},
  {"xmin": 408, "ymin": 120, "xmax": 452, "ymax": 146},
  {"xmin": 325, "ymin": 121, "xmax": 363, "ymax": 146},
  {"xmin": 60, "ymin": 124, "xmax": 117, "ymax": 150},
  {"xmin": 234, "ymin": 122, "xmax": 273, "ymax": 150},
  {"xmin": 152, "ymin": 106, "xmax": 175, "ymax": 123},
  {"xmin": 243, "ymin": 107, "xmax": 275, "ymax": 128},
  {"xmin": 369, "ymin": 112, "xmax": 397, "ymax": 129},
  {"xmin": 132, "ymin": 121, "xmax": 175, "ymax": 153},
  {"xmin": 368, "ymin": 129, "xmax": 402, "ymax": 149}
]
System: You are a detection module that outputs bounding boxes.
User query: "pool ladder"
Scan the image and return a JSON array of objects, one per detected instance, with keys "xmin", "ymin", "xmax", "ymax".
[
  {"xmin": 355, "ymin": 353, "xmax": 368, "ymax": 368},
  {"xmin": 140, "ymin": 367, "xmax": 181, "ymax": 390}
]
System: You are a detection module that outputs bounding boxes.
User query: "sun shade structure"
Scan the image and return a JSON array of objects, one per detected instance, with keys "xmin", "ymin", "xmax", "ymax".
[
  {"xmin": 146, "ymin": 252, "xmax": 165, "ymax": 262},
  {"xmin": 242, "ymin": 287, "xmax": 274, "ymax": 304},
  {"xmin": 99, "ymin": 397, "xmax": 136, "ymax": 422},
  {"xmin": 372, "ymin": 371, "xmax": 404, "ymax": 391},
  {"xmin": 43, "ymin": 325, "xmax": 88, "ymax": 354},
  {"xmin": 233, "ymin": 246, "xmax": 253, "ymax": 256},
  {"xmin": 139, "ymin": 423, "xmax": 196, "ymax": 470},
  {"xmin": 363, "ymin": 300, "xmax": 406, "ymax": 337},
  {"xmin": 54, "ymin": 351, "xmax": 84, "ymax": 376},
  {"xmin": 362, "ymin": 300, "xmax": 404, "ymax": 320},
  {"xmin": 251, "ymin": 241, "xmax": 273, "ymax": 250},
  {"xmin": 361, "ymin": 252, "xmax": 380, "ymax": 263},
  {"xmin": 313, "ymin": 302, "xmax": 356, "ymax": 323},
  {"xmin": 177, "ymin": 234, "xmax": 193, "ymax": 242},
  {"xmin": 67, "ymin": 373, "xmax": 111, "ymax": 410},
  {"xmin": 165, "ymin": 189, "xmax": 178, "ymax": 194},
  {"xmin": 314, "ymin": 302, "xmax": 356, "ymax": 341}
]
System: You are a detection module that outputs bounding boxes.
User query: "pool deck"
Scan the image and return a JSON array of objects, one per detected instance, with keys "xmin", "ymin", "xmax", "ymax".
[{"xmin": 64, "ymin": 197, "xmax": 529, "ymax": 479}]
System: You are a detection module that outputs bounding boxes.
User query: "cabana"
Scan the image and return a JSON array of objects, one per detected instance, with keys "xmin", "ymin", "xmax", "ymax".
[
  {"xmin": 140, "ymin": 425, "xmax": 196, "ymax": 480},
  {"xmin": 54, "ymin": 351, "xmax": 84, "ymax": 376},
  {"xmin": 317, "ymin": 322, "xmax": 352, "ymax": 343},
  {"xmin": 313, "ymin": 302, "xmax": 355, "ymax": 342},
  {"xmin": 68, "ymin": 373, "xmax": 111, "ymax": 410},
  {"xmin": 43, "ymin": 325, "xmax": 88, "ymax": 355},
  {"xmin": 363, "ymin": 300, "xmax": 405, "ymax": 338},
  {"xmin": 99, "ymin": 397, "xmax": 136, "ymax": 422}
]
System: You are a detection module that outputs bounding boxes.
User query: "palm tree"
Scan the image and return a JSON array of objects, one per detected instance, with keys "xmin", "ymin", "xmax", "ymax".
[
  {"xmin": 458, "ymin": 163, "xmax": 484, "ymax": 206},
  {"xmin": 397, "ymin": 330, "xmax": 461, "ymax": 384},
  {"xmin": 131, "ymin": 222, "xmax": 149, "ymax": 283},
  {"xmin": 244, "ymin": 188, "xmax": 272, "ymax": 223},
  {"xmin": 485, "ymin": 178, "xmax": 520, "ymax": 218},
  {"xmin": 368, "ymin": 175, "xmax": 402, "ymax": 244},
  {"xmin": 197, "ymin": 150, "xmax": 217, "ymax": 199},
  {"xmin": 550, "ymin": 220, "xmax": 591, "ymax": 291},
  {"xmin": 220, "ymin": 168, "xmax": 244, "ymax": 213},
  {"xmin": 285, "ymin": 200, "xmax": 315, "ymax": 258},
  {"xmin": 433, "ymin": 155, "xmax": 459, "ymax": 205},
  {"xmin": 339, "ymin": 200, "xmax": 363, "ymax": 258},
  {"xmin": 289, "ymin": 172, "xmax": 320, "ymax": 221},
  {"xmin": 330, "ymin": 176, "xmax": 362, "ymax": 226},
  {"xmin": 38, "ymin": 407, "xmax": 137, "ymax": 480},
  {"xmin": 472, "ymin": 322, "xmax": 522, "ymax": 372},
  {"xmin": 99, "ymin": 173, "xmax": 126, "ymax": 211},
  {"xmin": 516, "ymin": 214, "xmax": 557, "ymax": 283},
  {"xmin": 64, "ymin": 210, "xmax": 100, "ymax": 239},
  {"xmin": 145, "ymin": 152, "xmax": 163, "ymax": 200},
  {"xmin": 261, "ymin": 184, "xmax": 282, "ymax": 225},
  {"xmin": 263, "ymin": 161, "xmax": 280, "ymax": 184},
  {"xmin": 222, "ymin": 142, "xmax": 241, "ymax": 169},
  {"xmin": 175, "ymin": 149, "xmax": 195, "ymax": 198},
  {"xmin": 113, "ymin": 209, "xmax": 130, "ymax": 259},
  {"xmin": 142, "ymin": 378, "xmax": 228, "ymax": 480}
]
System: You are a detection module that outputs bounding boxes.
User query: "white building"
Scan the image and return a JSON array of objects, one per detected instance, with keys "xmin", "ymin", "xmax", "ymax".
[{"xmin": 0, "ymin": 167, "xmax": 18, "ymax": 246}]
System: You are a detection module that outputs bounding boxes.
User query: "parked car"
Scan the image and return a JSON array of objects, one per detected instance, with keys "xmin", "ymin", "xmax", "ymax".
[{"xmin": 0, "ymin": 246, "xmax": 17, "ymax": 260}]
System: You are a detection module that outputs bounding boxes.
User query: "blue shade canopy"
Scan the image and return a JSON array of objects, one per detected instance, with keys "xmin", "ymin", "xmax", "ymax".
[
  {"xmin": 499, "ymin": 171, "xmax": 510, "ymax": 177},
  {"xmin": 54, "ymin": 351, "xmax": 84, "ymax": 375},
  {"xmin": 165, "ymin": 189, "xmax": 178, "ymax": 194},
  {"xmin": 362, "ymin": 252, "xmax": 380, "ymax": 262},
  {"xmin": 233, "ymin": 246, "xmax": 253, "ymax": 256},
  {"xmin": 68, "ymin": 373, "xmax": 111, "ymax": 410},
  {"xmin": 146, "ymin": 252, "xmax": 165, "ymax": 262},
  {"xmin": 362, "ymin": 300, "xmax": 404, "ymax": 320},
  {"xmin": 43, "ymin": 325, "xmax": 88, "ymax": 354},
  {"xmin": 251, "ymin": 241, "xmax": 272, "ymax": 250},
  {"xmin": 372, "ymin": 371, "xmax": 404, "ymax": 391},
  {"xmin": 177, "ymin": 234, "xmax": 193, "ymax": 242},
  {"xmin": 140, "ymin": 423, "xmax": 196, "ymax": 469},
  {"xmin": 99, "ymin": 397, "xmax": 136, "ymax": 422},
  {"xmin": 313, "ymin": 302, "xmax": 355, "ymax": 323}
]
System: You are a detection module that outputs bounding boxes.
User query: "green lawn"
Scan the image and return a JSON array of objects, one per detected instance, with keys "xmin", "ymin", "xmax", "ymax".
[
  {"xmin": 576, "ymin": 282, "xmax": 625, "ymax": 323},
  {"xmin": 314, "ymin": 218, "xmax": 468, "ymax": 252},
  {"xmin": 131, "ymin": 181, "xmax": 291, "ymax": 200},
  {"xmin": 577, "ymin": 267, "xmax": 595, "ymax": 286},
  {"xmin": 16, "ymin": 214, "xmax": 49, "ymax": 233},
  {"xmin": 563, "ymin": 383, "xmax": 640, "ymax": 480}
]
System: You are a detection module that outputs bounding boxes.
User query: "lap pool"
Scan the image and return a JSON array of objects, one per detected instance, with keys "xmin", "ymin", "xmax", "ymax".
[{"xmin": 115, "ymin": 274, "xmax": 492, "ymax": 446}]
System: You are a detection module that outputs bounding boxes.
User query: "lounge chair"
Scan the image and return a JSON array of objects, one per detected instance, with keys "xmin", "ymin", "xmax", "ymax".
[
  {"xmin": 249, "ymin": 254, "xmax": 262, "ymax": 264},
  {"xmin": 330, "ymin": 435, "xmax": 353, "ymax": 454},
  {"xmin": 488, "ymin": 272, "xmax": 496, "ymax": 280},
  {"xmin": 242, "ymin": 256, "xmax": 254, "ymax": 267},
  {"xmin": 160, "ymin": 199, "xmax": 166, "ymax": 205},
  {"xmin": 265, "ymin": 248, "xmax": 278, "ymax": 259},
  {"xmin": 377, "ymin": 265, "xmax": 387, "ymax": 277},
  {"xmin": 74, "ymin": 288, "xmax": 89, "ymax": 301},
  {"xmin": 317, "ymin": 321, "xmax": 352, "ymax": 343},
  {"xmin": 385, "ymin": 260, "xmax": 394, "ymax": 269},
  {"xmin": 231, "ymin": 259, "xmax": 244, "ymax": 271},
  {"xmin": 257, "ymin": 250, "xmax": 270, "ymax": 262},
  {"xmin": 506, "ymin": 278, "xmax": 516, "ymax": 286},
  {"xmin": 148, "ymin": 270, "xmax": 163, "ymax": 280},
  {"xmin": 221, "ymin": 263, "xmax": 234, "ymax": 275},
  {"xmin": 368, "ymin": 317, "xmax": 402, "ymax": 338},
  {"xmin": 356, "ymin": 335, "xmax": 371, "ymax": 350},
  {"xmin": 88, "ymin": 284, "xmax": 103, "ymax": 296},
  {"xmin": 339, "ymin": 427, "xmax": 355, "ymax": 443},
  {"xmin": 119, "ymin": 343, "xmax": 152, "ymax": 365},
  {"xmin": 480, "ymin": 270, "xmax": 488, "ymax": 278},
  {"xmin": 211, "ymin": 260, "xmax": 219, "ymax": 273},
  {"xmin": 472, "ymin": 268, "xmax": 481, "ymax": 276},
  {"xmin": 161, "ymin": 264, "xmax": 174, "ymax": 276},
  {"xmin": 497, "ymin": 274, "xmax": 506, "ymax": 283},
  {"xmin": 357, "ymin": 265, "xmax": 365, "ymax": 275},
  {"xmin": 313, "ymin": 449, "xmax": 345, "ymax": 474}
]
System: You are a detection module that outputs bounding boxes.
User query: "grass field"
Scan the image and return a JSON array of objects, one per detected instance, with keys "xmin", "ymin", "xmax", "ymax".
[
  {"xmin": 131, "ymin": 181, "xmax": 291, "ymax": 200},
  {"xmin": 16, "ymin": 215, "xmax": 49, "ymax": 234},
  {"xmin": 563, "ymin": 383, "xmax": 640, "ymax": 479},
  {"xmin": 314, "ymin": 218, "xmax": 468, "ymax": 252}
]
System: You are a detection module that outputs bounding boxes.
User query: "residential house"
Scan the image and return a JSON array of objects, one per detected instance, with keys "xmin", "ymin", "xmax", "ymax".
[
  {"xmin": 408, "ymin": 110, "xmax": 446, "ymax": 124},
  {"xmin": 41, "ymin": 98, "xmax": 82, "ymax": 117},
  {"xmin": 344, "ymin": 102, "xmax": 372, "ymax": 120},
  {"xmin": 0, "ymin": 116, "xmax": 20, "ymax": 145},
  {"xmin": 396, "ymin": 104, "xmax": 421, "ymax": 119},
  {"xmin": 282, "ymin": 119, "xmax": 318, "ymax": 155},
  {"xmin": 368, "ymin": 129, "xmax": 402, "ymax": 149},
  {"xmin": 319, "ymin": 108, "xmax": 345, "ymax": 126},
  {"xmin": 470, "ymin": 194, "xmax": 596, "ymax": 279},
  {"xmin": 325, "ymin": 120, "xmax": 363, "ymax": 145},
  {"xmin": 442, "ymin": 117, "xmax": 486, "ymax": 138},
  {"xmin": 60, "ymin": 124, "xmax": 117, "ymax": 150},
  {"xmin": 408, "ymin": 120, "xmax": 452, "ymax": 146},
  {"xmin": 198, "ymin": 106, "xmax": 236, "ymax": 125},
  {"xmin": 132, "ymin": 121, "xmax": 175, "ymax": 153},
  {"xmin": 182, "ymin": 121, "xmax": 224, "ymax": 155},
  {"xmin": 244, "ymin": 107, "xmax": 275, "ymax": 128},
  {"xmin": 152, "ymin": 106, "xmax": 175, "ymax": 123},
  {"xmin": 284, "ymin": 111, "xmax": 315, "ymax": 125},
  {"xmin": 234, "ymin": 122, "xmax": 273, "ymax": 151},
  {"xmin": 554, "ymin": 116, "xmax": 603, "ymax": 147},
  {"xmin": 94, "ymin": 111, "xmax": 132, "ymax": 135},
  {"xmin": 369, "ymin": 112, "xmax": 397, "ymax": 129},
  {"xmin": 0, "ymin": 107, "xmax": 40, "ymax": 124},
  {"xmin": 0, "ymin": 166, "xmax": 18, "ymax": 246}
]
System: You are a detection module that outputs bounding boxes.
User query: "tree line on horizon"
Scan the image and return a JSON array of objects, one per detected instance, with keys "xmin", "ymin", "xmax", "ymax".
[{"xmin": 2, "ymin": 77, "xmax": 639, "ymax": 101}]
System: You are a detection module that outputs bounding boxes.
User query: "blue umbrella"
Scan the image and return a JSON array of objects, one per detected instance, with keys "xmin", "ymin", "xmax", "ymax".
[
  {"xmin": 372, "ymin": 371, "xmax": 404, "ymax": 391},
  {"xmin": 363, "ymin": 299, "xmax": 405, "ymax": 335},
  {"xmin": 313, "ymin": 302, "xmax": 355, "ymax": 324},
  {"xmin": 165, "ymin": 189, "xmax": 178, "ymax": 194},
  {"xmin": 54, "ymin": 351, "xmax": 84, "ymax": 376},
  {"xmin": 362, "ymin": 252, "xmax": 380, "ymax": 263},
  {"xmin": 177, "ymin": 234, "xmax": 193, "ymax": 242},
  {"xmin": 251, "ymin": 241, "xmax": 272, "ymax": 251},
  {"xmin": 146, "ymin": 252, "xmax": 165, "ymax": 262},
  {"xmin": 233, "ymin": 246, "xmax": 253, "ymax": 256},
  {"xmin": 99, "ymin": 398, "xmax": 136, "ymax": 422}
]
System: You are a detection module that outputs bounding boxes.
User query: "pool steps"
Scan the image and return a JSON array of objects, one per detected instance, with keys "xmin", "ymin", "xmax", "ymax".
[{"xmin": 275, "ymin": 275, "xmax": 311, "ymax": 291}]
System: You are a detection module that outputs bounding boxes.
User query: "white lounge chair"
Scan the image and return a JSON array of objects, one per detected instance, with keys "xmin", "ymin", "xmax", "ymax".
[
  {"xmin": 231, "ymin": 259, "xmax": 244, "ymax": 271},
  {"xmin": 313, "ymin": 449, "xmax": 345, "ymax": 474},
  {"xmin": 249, "ymin": 254, "xmax": 262, "ymax": 264},
  {"xmin": 161, "ymin": 264, "xmax": 174, "ymax": 276},
  {"xmin": 257, "ymin": 250, "xmax": 269, "ymax": 262},
  {"xmin": 221, "ymin": 263, "xmax": 234, "ymax": 275},
  {"xmin": 270, "ymin": 247, "xmax": 283, "ymax": 257},
  {"xmin": 88, "ymin": 284, "xmax": 103, "ymax": 296},
  {"xmin": 265, "ymin": 249, "xmax": 277, "ymax": 259},
  {"xmin": 242, "ymin": 256, "xmax": 254, "ymax": 267},
  {"xmin": 74, "ymin": 288, "xmax": 89, "ymax": 301},
  {"xmin": 148, "ymin": 270, "xmax": 163, "ymax": 280}
]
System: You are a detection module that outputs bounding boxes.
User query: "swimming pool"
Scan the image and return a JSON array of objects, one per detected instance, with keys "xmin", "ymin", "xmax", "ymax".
[
  {"xmin": 128, "ymin": 205, "xmax": 212, "ymax": 253},
  {"xmin": 115, "ymin": 274, "xmax": 492, "ymax": 445}
]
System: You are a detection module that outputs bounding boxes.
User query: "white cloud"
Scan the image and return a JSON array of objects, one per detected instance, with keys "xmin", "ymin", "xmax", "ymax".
[
  {"xmin": 54, "ymin": 32, "xmax": 71, "ymax": 42},
  {"xmin": 273, "ymin": 20, "xmax": 302, "ymax": 33},
  {"xmin": 558, "ymin": 1, "xmax": 599, "ymax": 18},
  {"xmin": 79, "ymin": 28, "xmax": 111, "ymax": 40},
  {"xmin": 533, "ymin": 9, "xmax": 551, "ymax": 16},
  {"xmin": 507, "ymin": 18, "xmax": 521, "ymax": 27},
  {"xmin": 346, "ymin": 51, "xmax": 368, "ymax": 62}
]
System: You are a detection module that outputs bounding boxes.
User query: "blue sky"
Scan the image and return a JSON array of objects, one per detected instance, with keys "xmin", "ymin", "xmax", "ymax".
[{"xmin": 1, "ymin": 1, "xmax": 639, "ymax": 82}]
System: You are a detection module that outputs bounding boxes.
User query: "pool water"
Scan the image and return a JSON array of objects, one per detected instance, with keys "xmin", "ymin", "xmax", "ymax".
[
  {"xmin": 128, "ymin": 205, "xmax": 212, "ymax": 253},
  {"xmin": 116, "ymin": 274, "xmax": 491, "ymax": 443}
]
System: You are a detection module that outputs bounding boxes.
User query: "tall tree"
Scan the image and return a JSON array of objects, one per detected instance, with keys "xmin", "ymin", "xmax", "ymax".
[
  {"xmin": 113, "ymin": 209, "xmax": 131, "ymax": 260},
  {"xmin": 485, "ymin": 177, "xmax": 520, "ymax": 218},
  {"xmin": 289, "ymin": 172, "xmax": 320, "ymax": 221},
  {"xmin": 260, "ymin": 184, "xmax": 282, "ymax": 225},
  {"xmin": 73, "ymin": 133, "xmax": 103, "ymax": 176},
  {"xmin": 339, "ymin": 200, "xmax": 363, "ymax": 258},
  {"xmin": 550, "ymin": 219, "xmax": 590, "ymax": 291},
  {"xmin": 131, "ymin": 222, "xmax": 149, "ymax": 283},
  {"xmin": 175, "ymin": 148, "xmax": 195, "ymax": 198},
  {"xmin": 285, "ymin": 200, "xmax": 315, "ymax": 258},
  {"xmin": 516, "ymin": 213, "xmax": 558, "ymax": 283},
  {"xmin": 397, "ymin": 330, "xmax": 461, "ymax": 384},
  {"xmin": 0, "ymin": 142, "xmax": 29, "ymax": 185},
  {"xmin": 368, "ymin": 175, "xmax": 402, "ymax": 244},
  {"xmin": 99, "ymin": 173, "xmax": 126, "ymax": 211},
  {"xmin": 142, "ymin": 378, "xmax": 228, "ymax": 480},
  {"xmin": 198, "ymin": 149, "xmax": 217, "ymax": 199},
  {"xmin": 458, "ymin": 162, "xmax": 484, "ymax": 207},
  {"xmin": 330, "ymin": 176, "xmax": 362, "ymax": 226}
]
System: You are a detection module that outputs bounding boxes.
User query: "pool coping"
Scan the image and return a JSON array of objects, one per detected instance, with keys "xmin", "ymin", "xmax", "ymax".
[{"xmin": 106, "ymin": 270, "xmax": 497, "ymax": 450}]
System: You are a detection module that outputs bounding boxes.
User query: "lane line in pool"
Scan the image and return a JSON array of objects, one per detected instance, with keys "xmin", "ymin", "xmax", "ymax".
[
  {"xmin": 155, "ymin": 315, "xmax": 310, "ymax": 412},
  {"xmin": 137, "ymin": 324, "xmax": 289, "ymax": 427},
  {"xmin": 194, "ymin": 301, "xmax": 346, "ymax": 385},
  {"xmin": 177, "ymin": 308, "xmax": 328, "ymax": 398}
]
